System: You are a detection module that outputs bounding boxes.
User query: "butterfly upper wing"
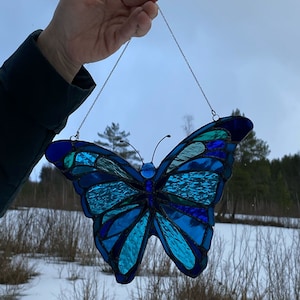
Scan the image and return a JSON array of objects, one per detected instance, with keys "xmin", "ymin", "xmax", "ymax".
[
  {"xmin": 46, "ymin": 140, "xmax": 151, "ymax": 283},
  {"xmin": 46, "ymin": 140, "xmax": 144, "ymax": 217},
  {"xmin": 152, "ymin": 116, "xmax": 253, "ymax": 277}
]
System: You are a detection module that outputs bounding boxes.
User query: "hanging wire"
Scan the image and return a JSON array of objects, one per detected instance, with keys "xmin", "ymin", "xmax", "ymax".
[
  {"xmin": 72, "ymin": 40, "xmax": 131, "ymax": 140},
  {"xmin": 158, "ymin": 7, "xmax": 218, "ymax": 120},
  {"xmin": 73, "ymin": 7, "xmax": 219, "ymax": 139}
]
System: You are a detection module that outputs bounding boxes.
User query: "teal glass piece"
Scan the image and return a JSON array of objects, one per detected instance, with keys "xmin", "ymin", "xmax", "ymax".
[
  {"xmin": 45, "ymin": 116, "xmax": 253, "ymax": 284},
  {"xmin": 96, "ymin": 156, "xmax": 132, "ymax": 180},
  {"xmin": 64, "ymin": 152, "xmax": 76, "ymax": 168},
  {"xmin": 119, "ymin": 212, "xmax": 149, "ymax": 274},
  {"xmin": 193, "ymin": 129, "xmax": 228, "ymax": 141},
  {"xmin": 167, "ymin": 142, "xmax": 205, "ymax": 173}
]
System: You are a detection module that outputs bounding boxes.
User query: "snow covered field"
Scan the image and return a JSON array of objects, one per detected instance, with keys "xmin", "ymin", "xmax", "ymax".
[{"xmin": 0, "ymin": 209, "xmax": 299, "ymax": 299}]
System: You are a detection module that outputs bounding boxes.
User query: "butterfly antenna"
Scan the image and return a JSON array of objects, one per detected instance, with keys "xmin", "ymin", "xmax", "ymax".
[
  {"xmin": 120, "ymin": 140, "xmax": 144, "ymax": 164},
  {"xmin": 151, "ymin": 135, "xmax": 171, "ymax": 163}
]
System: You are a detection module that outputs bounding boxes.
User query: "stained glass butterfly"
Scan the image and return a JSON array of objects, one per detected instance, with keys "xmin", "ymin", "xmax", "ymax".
[{"xmin": 45, "ymin": 116, "xmax": 253, "ymax": 284}]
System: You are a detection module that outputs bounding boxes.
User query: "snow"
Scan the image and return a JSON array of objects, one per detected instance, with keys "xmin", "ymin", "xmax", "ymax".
[{"xmin": 1, "ymin": 210, "xmax": 299, "ymax": 299}]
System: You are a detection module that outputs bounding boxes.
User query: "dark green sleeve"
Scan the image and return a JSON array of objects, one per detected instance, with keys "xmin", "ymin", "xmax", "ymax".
[{"xmin": 0, "ymin": 30, "xmax": 96, "ymax": 216}]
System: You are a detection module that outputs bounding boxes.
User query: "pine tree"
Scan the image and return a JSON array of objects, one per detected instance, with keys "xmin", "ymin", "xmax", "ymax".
[
  {"xmin": 95, "ymin": 122, "xmax": 142, "ymax": 168},
  {"xmin": 232, "ymin": 109, "xmax": 270, "ymax": 163},
  {"xmin": 218, "ymin": 109, "xmax": 271, "ymax": 219}
]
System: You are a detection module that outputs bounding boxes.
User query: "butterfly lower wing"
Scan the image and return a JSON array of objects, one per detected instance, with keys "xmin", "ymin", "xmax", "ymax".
[
  {"xmin": 154, "ymin": 169, "xmax": 220, "ymax": 277},
  {"xmin": 153, "ymin": 116, "xmax": 253, "ymax": 276},
  {"xmin": 154, "ymin": 202, "xmax": 214, "ymax": 276},
  {"xmin": 93, "ymin": 200, "xmax": 152, "ymax": 283}
]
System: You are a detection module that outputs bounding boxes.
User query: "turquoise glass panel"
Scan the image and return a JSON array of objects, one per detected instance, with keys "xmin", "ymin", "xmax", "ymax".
[
  {"xmin": 163, "ymin": 171, "xmax": 219, "ymax": 205},
  {"xmin": 76, "ymin": 151, "xmax": 98, "ymax": 165},
  {"xmin": 86, "ymin": 182, "xmax": 138, "ymax": 214},
  {"xmin": 119, "ymin": 212, "xmax": 149, "ymax": 274},
  {"xmin": 156, "ymin": 213, "xmax": 195, "ymax": 270}
]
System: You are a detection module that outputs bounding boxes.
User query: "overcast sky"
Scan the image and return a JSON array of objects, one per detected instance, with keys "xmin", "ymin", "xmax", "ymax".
[{"xmin": 1, "ymin": 0, "xmax": 300, "ymax": 179}]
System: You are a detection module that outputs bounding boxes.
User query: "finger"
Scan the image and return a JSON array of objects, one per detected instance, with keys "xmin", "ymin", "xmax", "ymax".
[
  {"xmin": 118, "ymin": 5, "xmax": 155, "ymax": 41},
  {"xmin": 122, "ymin": 0, "xmax": 157, "ymax": 7},
  {"xmin": 142, "ymin": 1, "xmax": 158, "ymax": 20}
]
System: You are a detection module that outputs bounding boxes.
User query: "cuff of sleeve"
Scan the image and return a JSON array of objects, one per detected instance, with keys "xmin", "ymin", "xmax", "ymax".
[{"xmin": 2, "ymin": 30, "xmax": 96, "ymax": 132}]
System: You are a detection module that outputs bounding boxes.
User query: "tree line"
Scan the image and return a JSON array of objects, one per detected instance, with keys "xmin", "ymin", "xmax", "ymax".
[{"xmin": 14, "ymin": 113, "xmax": 300, "ymax": 219}]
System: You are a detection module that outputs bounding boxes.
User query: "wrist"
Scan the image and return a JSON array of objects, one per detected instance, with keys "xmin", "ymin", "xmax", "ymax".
[{"xmin": 37, "ymin": 29, "xmax": 82, "ymax": 83}]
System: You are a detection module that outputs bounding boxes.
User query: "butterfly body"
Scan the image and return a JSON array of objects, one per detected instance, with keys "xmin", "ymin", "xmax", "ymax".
[{"xmin": 46, "ymin": 116, "xmax": 253, "ymax": 283}]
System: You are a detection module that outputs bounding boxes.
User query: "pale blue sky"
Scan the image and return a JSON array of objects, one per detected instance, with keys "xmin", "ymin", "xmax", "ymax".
[{"xmin": 1, "ymin": 0, "xmax": 300, "ymax": 179}]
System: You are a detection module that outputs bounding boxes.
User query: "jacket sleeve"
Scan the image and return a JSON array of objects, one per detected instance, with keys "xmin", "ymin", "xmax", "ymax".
[{"xmin": 0, "ymin": 30, "xmax": 96, "ymax": 216}]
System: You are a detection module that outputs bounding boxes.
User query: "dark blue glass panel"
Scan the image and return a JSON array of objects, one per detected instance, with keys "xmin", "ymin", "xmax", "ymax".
[
  {"xmin": 202, "ymin": 227, "xmax": 213, "ymax": 250},
  {"xmin": 177, "ymin": 158, "xmax": 224, "ymax": 173},
  {"xmin": 162, "ymin": 206, "xmax": 206, "ymax": 246},
  {"xmin": 102, "ymin": 235, "xmax": 120, "ymax": 252},
  {"xmin": 107, "ymin": 208, "xmax": 141, "ymax": 236},
  {"xmin": 205, "ymin": 151, "xmax": 226, "ymax": 159},
  {"xmin": 206, "ymin": 140, "xmax": 225, "ymax": 150},
  {"xmin": 102, "ymin": 204, "xmax": 139, "ymax": 223},
  {"xmin": 220, "ymin": 117, "xmax": 253, "ymax": 141},
  {"xmin": 78, "ymin": 172, "xmax": 120, "ymax": 188},
  {"xmin": 167, "ymin": 203, "xmax": 210, "ymax": 224}
]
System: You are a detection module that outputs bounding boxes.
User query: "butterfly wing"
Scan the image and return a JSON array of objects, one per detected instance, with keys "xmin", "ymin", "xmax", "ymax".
[
  {"xmin": 93, "ymin": 199, "xmax": 152, "ymax": 283},
  {"xmin": 152, "ymin": 116, "xmax": 253, "ymax": 277},
  {"xmin": 46, "ymin": 140, "xmax": 151, "ymax": 283}
]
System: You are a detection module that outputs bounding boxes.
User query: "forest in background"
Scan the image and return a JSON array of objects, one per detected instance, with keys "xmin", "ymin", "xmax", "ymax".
[{"xmin": 13, "ymin": 111, "xmax": 300, "ymax": 220}]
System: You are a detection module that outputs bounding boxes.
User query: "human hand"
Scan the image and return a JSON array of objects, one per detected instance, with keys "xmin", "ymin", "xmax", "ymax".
[{"xmin": 37, "ymin": 0, "xmax": 158, "ymax": 82}]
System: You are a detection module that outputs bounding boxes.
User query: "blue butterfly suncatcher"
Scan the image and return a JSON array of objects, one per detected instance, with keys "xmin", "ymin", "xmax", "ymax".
[{"xmin": 45, "ymin": 116, "xmax": 253, "ymax": 284}]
